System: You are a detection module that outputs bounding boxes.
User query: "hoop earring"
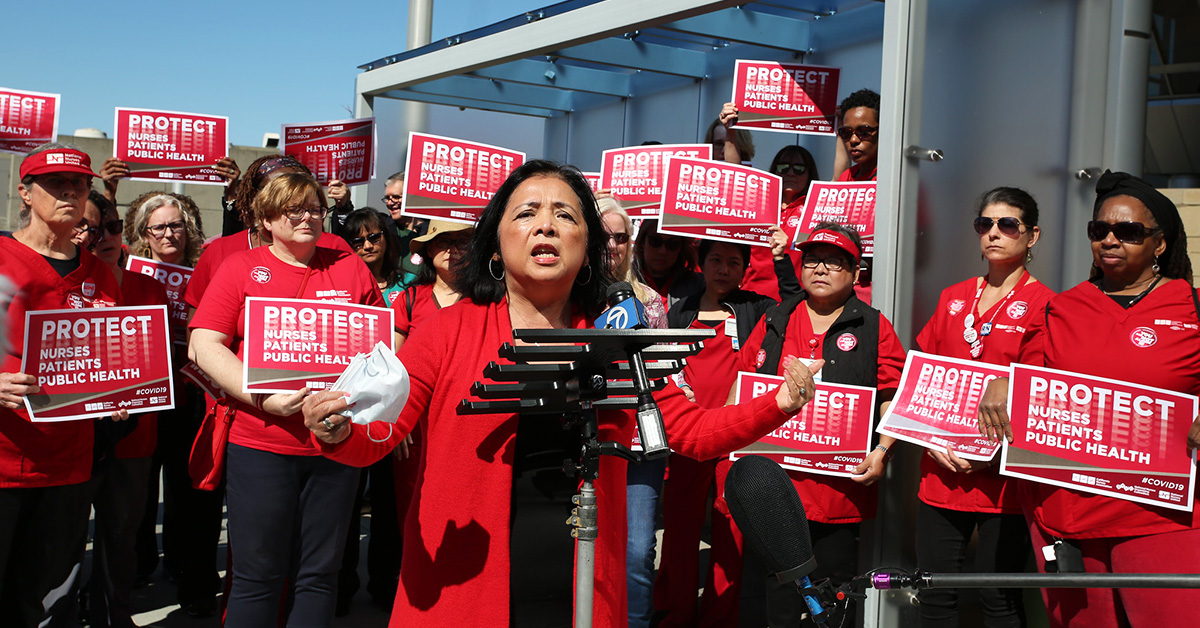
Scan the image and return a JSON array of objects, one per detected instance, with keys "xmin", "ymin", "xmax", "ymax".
[
  {"xmin": 489, "ymin": 258, "xmax": 505, "ymax": 281},
  {"xmin": 1153, "ymin": 257, "xmax": 1161, "ymax": 275},
  {"xmin": 576, "ymin": 265, "xmax": 592, "ymax": 286}
]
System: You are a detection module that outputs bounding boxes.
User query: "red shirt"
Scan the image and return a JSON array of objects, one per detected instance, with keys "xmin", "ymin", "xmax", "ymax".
[
  {"xmin": 740, "ymin": 197, "xmax": 806, "ymax": 301},
  {"xmin": 682, "ymin": 318, "xmax": 740, "ymax": 410},
  {"xmin": 836, "ymin": 164, "xmax": 877, "ymax": 182},
  {"xmin": 189, "ymin": 245, "xmax": 383, "ymax": 456},
  {"xmin": 183, "ymin": 230, "xmax": 353, "ymax": 310},
  {"xmin": 390, "ymin": 283, "xmax": 443, "ymax": 337},
  {"xmin": 113, "ymin": 271, "xmax": 170, "ymax": 460},
  {"xmin": 737, "ymin": 302, "xmax": 905, "ymax": 523},
  {"xmin": 914, "ymin": 276, "xmax": 1055, "ymax": 514},
  {"xmin": 0, "ymin": 238, "xmax": 120, "ymax": 488},
  {"xmin": 313, "ymin": 298, "xmax": 794, "ymax": 628},
  {"xmin": 1017, "ymin": 278, "xmax": 1200, "ymax": 539}
]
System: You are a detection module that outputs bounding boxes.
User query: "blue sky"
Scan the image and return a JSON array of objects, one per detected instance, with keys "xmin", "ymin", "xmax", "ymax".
[{"xmin": 0, "ymin": 0, "xmax": 548, "ymax": 147}]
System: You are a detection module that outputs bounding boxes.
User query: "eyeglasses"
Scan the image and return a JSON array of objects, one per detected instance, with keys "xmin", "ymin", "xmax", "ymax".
[
  {"xmin": 98, "ymin": 219, "xmax": 123, "ymax": 237},
  {"xmin": 381, "ymin": 194, "xmax": 403, "ymax": 204},
  {"xmin": 430, "ymin": 236, "xmax": 472, "ymax": 252},
  {"xmin": 281, "ymin": 205, "xmax": 328, "ymax": 221},
  {"xmin": 773, "ymin": 163, "xmax": 807, "ymax": 176},
  {"xmin": 146, "ymin": 221, "xmax": 185, "ymax": 236},
  {"xmin": 973, "ymin": 216, "xmax": 1025, "ymax": 237},
  {"xmin": 836, "ymin": 124, "xmax": 879, "ymax": 142},
  {"xmin": 1086, "ymin": 220, "xmax": 1160, "ymax": 243},
  {"xmin": 350, "ymin": 231, "xmax": 384, "ymax": 250},
  {"xmin": 801, "ymin": 255, "xmax": 851, "ymax": 272},
  {"xmin": 645, "ymin": 234, "xmax": 682, "ymax": 252},
  {"xmin": 607, "ymin": 232, "xmax": 631, "ymax": 245}
]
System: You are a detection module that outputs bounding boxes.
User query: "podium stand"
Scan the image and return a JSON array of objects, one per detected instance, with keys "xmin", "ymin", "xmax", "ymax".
[{"xmin": 458, "ymin": 327, "xmax": 715, "ymax": 628}]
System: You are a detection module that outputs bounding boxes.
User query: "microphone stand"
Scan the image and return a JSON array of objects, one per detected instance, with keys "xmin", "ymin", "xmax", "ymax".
[
  {"xmin": 865, "ymin": 570, "xmax": 1200, "ymax": 590},
  {"xmin": 458, "ymin": 327, "xmax": 714, "ymax": 628}
]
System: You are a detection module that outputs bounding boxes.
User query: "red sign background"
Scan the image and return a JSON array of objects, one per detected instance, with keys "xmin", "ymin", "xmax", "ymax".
[
  {"xmin": 1002, "ymin": 363, "xmax": 1198, "ymax": 512},
  {"xmin": 730, "ymin": 372, "xmax": 876, "ymax": 478},
  {"xmin": 0, "ymin": 87, "xmax": 60, "ymax": 155},
  {"xmin": 282, "ymin": 118, "xmax": 375, "ymax": 185},
  {"xmin": 125, "ymin": 255, "xmax": 191, "ymax": 344},
  {"xmin": 114, "ymin": 107, "xmax": 228, "ymax": 185},
  {"xmin": 793, "ymin": 181, "xmax": 876, "ymax": 256},
  {"xmin": 599, "ymin": 144, "xmax": 712, "ymax": 218},
  {"xmin": 658, "ymin": 156, "xmax": 781, "ymax": 247},
  {"xmin": 242, "ymin": 298, "xmax": 394, "ymax": 394},
  {"xmin": 21, "ymin": 306, "xmax": 174, "ymax": 421},
  {"xmin": 876, "ymin": 351, "xmax": 1006, "ymax": 460},
  {"xmin": 731, "ymin": 60, "xmax": 840, "ymax": 136},
  {"xmin": 402, "ymin": 132, "xmax": 525, "ymax": 225}
]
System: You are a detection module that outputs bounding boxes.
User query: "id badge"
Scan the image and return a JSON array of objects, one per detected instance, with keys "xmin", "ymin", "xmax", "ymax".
[
  {"xmin": 799, "ymin": 357, "xmax": 823, "ymax": 382},
  {"xmin": 725, "ymin": 317, "xmax": 739, "ymax": 350}
]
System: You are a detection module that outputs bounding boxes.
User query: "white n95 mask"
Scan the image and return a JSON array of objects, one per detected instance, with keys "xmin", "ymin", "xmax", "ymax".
[{"xmin": 331, "ymin": 342, "xmax": 410, "ymax": 440}]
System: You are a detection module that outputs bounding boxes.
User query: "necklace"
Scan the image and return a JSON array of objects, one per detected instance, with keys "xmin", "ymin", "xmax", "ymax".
[
  {"xmin": 963, "ymin": 271, "xmax": 1030, "ymax": 359},
  {"xmin": 1099, "ymin": 274, "xmax": 1162, "ymax": 309}
]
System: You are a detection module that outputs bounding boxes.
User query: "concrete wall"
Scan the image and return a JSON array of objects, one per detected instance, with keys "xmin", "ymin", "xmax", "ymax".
[
  {"xmin": 1166, "ymin": 187, "xmax": 1200, "ymax": 285},
  {"xmin": 1, "ymin": 135, "xmax": 277, "ymax": 238}
]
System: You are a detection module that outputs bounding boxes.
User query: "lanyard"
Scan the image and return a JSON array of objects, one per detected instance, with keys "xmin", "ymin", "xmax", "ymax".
[{"xmin": 963, "ymin": 271, "xmax": 1030, "ymax": 358}]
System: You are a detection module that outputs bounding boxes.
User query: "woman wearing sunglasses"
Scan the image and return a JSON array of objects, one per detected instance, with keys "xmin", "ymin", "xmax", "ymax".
[
  {"xmin": 189, "ymin": 172, "xmax": 384, "ymax": 626},
  {"xmin": 911, "ymin": 187, "xmax": 1053, "ymax": 628},
  {"xmin": 340, "ymin": 208, "xmax": 406, "ymax": 307},
  {"xmin": 977, "ymin": 172, "xmax": 1200, "ymax": 628},
  {"xmin": 391, "ymin": 219, "xmax": 473, "ymax": 350},
  {"xmin": 633, "ymin": 219, "xmax": 703, "ymax": 311},
  {"xmin": 835, "ymin": 89, "xmax": 880, "ymax": 183}
]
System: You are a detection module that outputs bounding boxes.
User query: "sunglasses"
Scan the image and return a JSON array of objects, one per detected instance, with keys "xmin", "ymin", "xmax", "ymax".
[
  {"xmin": 430, "ymin": 236, "xmax": 472, "ymax": 252},
  {"xmin": 76, "ymin": 219, "xmax": 124, "ymax": 238},
  {"xmin": 350, "ymin": 231, "xmax": 384, "ymax": 250},
  {"xmin": 836, "ymin": 124, "xmax": 879, "ymax": 141},
  {"xmin": 645, "ymin": 234, "xmax": 682, "ymax": 252},
  {"xmin": 1086, "ymin": 220, "xmax": 1160, "ymax": 243},
  {"xmin": 773, "ymin": 163, "xmax": 807, "ymax": 176},
  {"xmin": 607, "ymin": 232, "xmax": 631, "ymax": 245},
  {"xmin": 973, "ymin": 216, "xmax": 1025, "ymax": 237}
]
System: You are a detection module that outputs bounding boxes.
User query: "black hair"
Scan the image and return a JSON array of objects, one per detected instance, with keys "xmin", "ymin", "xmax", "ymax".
[
  {"xmin": 1090, "ymin": 184, "xmax": 1191, "ymax": 284},
  {"xmin": 705, "ymin": 118, "xmax": 756, "ymax": 162},
  {"xmin": 976, "ymin": 187, "xmax": 1040, "ymax": 227},
  {"xmin": 697, "ymin": 239, "xmax": 751, "ymax": 269},
  {"xmin": 632, "ymin": 219, "xmax": 697, "ymax": 280},
  {"xmin": 341, "ymin": 208, "xmax": 402, "ymax": 287},
  {"xmin": 767, "ymin": 145, "xmax": 820, "ymax": 186},
  {"xmin": 838, "ymin": 89, "xmax": 881, "ymax": 120},
  {"xmin": 805, "ymin": 220, "xmax": 863, "ymax": 265},
  {"xmin": 454, "ymin": 160, "xmax": 612, "ymax": 316},
  {"xmin": 88, "ymin": 190, "xmax": 117, "ymax": 218}
]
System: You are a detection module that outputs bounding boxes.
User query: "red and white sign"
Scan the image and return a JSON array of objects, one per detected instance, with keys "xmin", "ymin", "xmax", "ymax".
[
  {"xmin": 242, "ymin": 298, "xmax": 394, "ymax": 394},
  {"xmin": 114, "ymin": 107, "xmax": 228, "ymax": 185},
  {"xmin": 730, "ymin": 60, "xmax": 840, "ymax": 136},
  {"xmin": 792, "ymin": 181, "xmax": 876, "ymax": 256},
  {"xmin": 281, "ymin": 118, "xmax": 375, "ymax": 185},
  {"xmin": 730, "ymin": 372, "xmax": 876, "ymax": 478},
  {"xmin": 125, "ymin": 255, "xmax": 191, "ymax": 344},
  {"xmin": 21, "ymin": 305, "xmax": 174, "ymax": 421},
  {"xmin": 1001, "ymin": 363, "xmax": 1198, "ymax": 512},
  {"xmin": 402, "ymin": 132, "xmax": 525, "ymax": 225},
  {"xmin": 582, "ymin": 172, "xmax": 602, "ymax": 192},
  {"xmin": 600, "ymin": 144, "xmax": 712, "ymax": 218},
  {"xmin": 181, "ymin": 360, "xmax": 222, "ymax": 400},
  {"xmin": 876, "ymin": 352, "xmax": 1007, "ymax": 460},
  {"xmin": 0, "ymin": 87, "xmax": 60, "ymax": 155},
  {"xmin": 658, "ymin": 156, "xmax": 781, "ymax": 247}
]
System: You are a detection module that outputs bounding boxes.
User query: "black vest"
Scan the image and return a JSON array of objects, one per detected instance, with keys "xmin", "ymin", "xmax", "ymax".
[{"xmin": 755, "ymin": 292, "xmax": 881, "ymax": 389}]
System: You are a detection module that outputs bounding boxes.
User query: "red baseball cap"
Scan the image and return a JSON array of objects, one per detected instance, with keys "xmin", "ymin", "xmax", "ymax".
[
  {"xmin": 797, "ymin": 227, "xmax": 862, "ymax": 264},
  {"xmin": 19, "ymin": 148, "xmax": 102, "ymax": 180}
]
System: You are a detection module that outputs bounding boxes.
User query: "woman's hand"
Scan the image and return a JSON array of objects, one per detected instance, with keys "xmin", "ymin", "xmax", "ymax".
[
  {"xmin": 769, "ymin": 225, "xmax": 789, "ymax": 260},
  {"xmin": 680, "ymin": 384, "xmax": 696, "ymax": 403},
  {"xmin": 775, "ymin": 358, "xmax": 823, "ymax": 414},
  {"xmin": 327, "ymin": 179, "xmax": 350, "ymax": 208},
  {"xmin": 719, "ymin": 102, "xmax": 739, "ymax": 130},
  {"xmin": 99, "ymin": 158, "xmax": 129, "ymax": 201},
  {"xmin": 215, "ymin": 156, "xmax": 240, "ymax": 198},
  {"xmin": 929, "ymin": 445, "xmax": 992, "ymax": 474},
  {"xmin": 303, "ymin": 390, "xmax": 353, "ymax": 445},
  {"xmin": 852, "ymin": 446, "xmax": 889, "ymax": 485},
  {"xmin": 393, "ymin": 433, "xmax": 414, "ymax": 461},
  {"xmin": 262, "ymin": 388, "xmax": 309, "ymax": 417},
  {"xmin": 977, "ymin": 377, "xmax": 1012, "ymax": 444},
  {"xmin": 0, "ymin": 372, "xmax": 37, "ymax": 410},
  {"xmin": 594, "ymin": 188, "xmax": 614, "ymax": 202}
]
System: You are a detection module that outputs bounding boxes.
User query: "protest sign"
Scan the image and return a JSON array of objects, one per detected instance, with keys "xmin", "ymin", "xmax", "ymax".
[
  {"xmin": 181, "ymin": 361, "xmax": 222, "ymax": 400},
  {"xmin": 876, "ymin": 351, "xmax": 1007, "ymax": 460},
  {"xmin": 658, "ymin": 156, "xmax": 781, "ymax": 247},
  {"xmin": 730, "ymin": 60, "xmax": 840, "ymax": 136},
  {"xmin": 0, "ymin": 87, "xmax": 59, "ymax": 154},
  {"xmin": 114, "ymin": 107, "xmax": 228, "ymax": 184},
  {"xmin": 402, "ymin": 132, "xmax": 524, "ymax": 225},
  {"xmin": 730, "ymin": 371, "xmax": 876, "ymax": 478},
  {"xmin": 125, "ymin": 255, "xmax": 191, "ymax": 344},
  {"xmin": 792, "ymin": 181, "xmax": 876, "ymax": 256},
  {"xmin": 1002, "ymin": 363, "xmax": 1197, "ymax": 512},
  {"xmin": 600, "ymin": 144, "xmax": 711, "ymax": 218},
  {"xmin": 582, "ymin": 172, "xmax": 602, "ymax": 192},
  {"xmin": 21, "ymin": 306, "xmax": 174, "ymax": 421},
  {"xmin": 242, "ymin": 298, "xmax": 394, "ymax": 394},
  {"xmin": 281, "ymin": 118, "xmax": 375, "ymax": 185}
]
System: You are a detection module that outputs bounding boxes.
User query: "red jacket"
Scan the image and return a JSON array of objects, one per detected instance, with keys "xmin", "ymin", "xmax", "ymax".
[
  {"xmin": 0, "ymin": 237, "xmax": 120, "ymax": 487},
  {"xmin": 314, "ymin": 298, "xmax": 794, "ymax": 628}
]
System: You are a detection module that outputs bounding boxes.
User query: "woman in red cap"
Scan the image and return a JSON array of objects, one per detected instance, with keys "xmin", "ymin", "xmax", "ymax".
[
  {"xmin": 0, "ymin": 143, "xmax": 126, "ymax": 626},
  {"xmin": 731, "ymin": 221, "xmax": 905, "ymax": 627}
]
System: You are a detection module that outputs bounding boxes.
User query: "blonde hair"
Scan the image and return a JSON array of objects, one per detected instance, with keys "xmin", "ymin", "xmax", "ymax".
[
  {"xmin": 125, "ymin": 193, "xmax": 205, "ymax": 267},
  {"xmin": 598, "ymin": 197, "xmax": 656, "ymax": 305}
]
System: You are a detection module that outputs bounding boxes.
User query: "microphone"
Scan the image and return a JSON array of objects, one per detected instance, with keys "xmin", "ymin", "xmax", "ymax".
[
  {"xmin": 596, "ymin": 282, "xmax": 669, "ymax": 459},
  {"xmin": 725, "ymin": 455, "xmax": 830, "ymax": 627}
]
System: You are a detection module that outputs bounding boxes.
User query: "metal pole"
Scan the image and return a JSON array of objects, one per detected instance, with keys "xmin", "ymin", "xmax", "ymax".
[
  {"xmin": 405, "ymin": 0, "xmax": 433, "ymax": 143},
  {"xmin": 570, "ymin": 480, "xmax": 597, "ymax": 628},
  {"xmin": 923, "ymin": 572, "xmax": 1200, "ymax": 589}
]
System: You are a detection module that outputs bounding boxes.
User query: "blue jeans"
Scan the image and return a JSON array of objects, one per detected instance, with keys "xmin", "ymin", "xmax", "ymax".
[{"xmin": 626, "ymin": 456, "xmax": 667, "ymax": 628}]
